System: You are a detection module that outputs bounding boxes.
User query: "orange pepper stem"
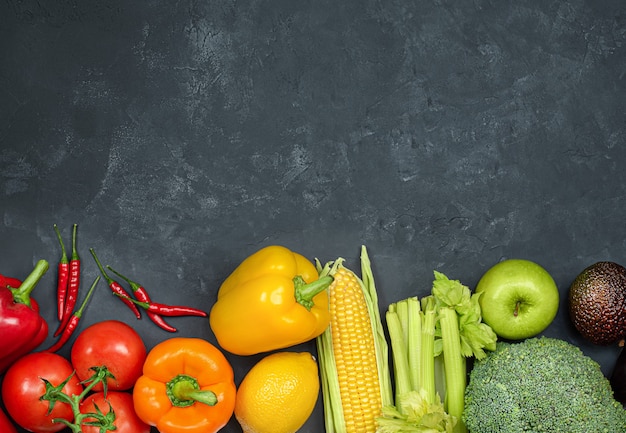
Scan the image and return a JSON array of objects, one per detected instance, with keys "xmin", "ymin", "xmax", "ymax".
[
  {"xmin": 293, "ymin": 275, "xmax": 333, "ymax": 311},
  {"xmin": 166, "ymin": 374, "xmax": 218, "ymax": 407}
]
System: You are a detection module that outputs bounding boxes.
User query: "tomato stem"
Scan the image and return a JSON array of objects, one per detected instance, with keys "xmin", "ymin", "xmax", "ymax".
[
  {"xmin": 41, "ymin": 365, "xmax": 117, "ymax": 432},
  {"xmin": 167, "ymin": 374, "xmax": 218, "ymax": 407}
]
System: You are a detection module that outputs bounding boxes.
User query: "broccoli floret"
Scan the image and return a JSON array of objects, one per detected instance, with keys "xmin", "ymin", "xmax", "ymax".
[{"xmin": 463, "ymin": 336, "xmax": 626, "ymax": 433}]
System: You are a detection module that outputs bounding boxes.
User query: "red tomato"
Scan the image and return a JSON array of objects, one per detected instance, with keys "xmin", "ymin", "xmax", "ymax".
[
  {"xmin": 0, "ymin": 406, "xmax": 17, "ymax": 433},
  {"xmin": 1, "ymin": 352, "xmax": 83, "ymax": 432},
  {"xmin": 80, "ymin": 391, "xmax": 150, "ymax": 433},
  {"xmin": 71, "ymin": 320, "xmax": 147, "ymax": 391}
]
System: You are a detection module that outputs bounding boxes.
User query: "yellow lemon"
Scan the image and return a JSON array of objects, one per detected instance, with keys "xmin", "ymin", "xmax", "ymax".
[{"xmin": 234, "ymin": 351, "xmax": 320, "ymax": 433}]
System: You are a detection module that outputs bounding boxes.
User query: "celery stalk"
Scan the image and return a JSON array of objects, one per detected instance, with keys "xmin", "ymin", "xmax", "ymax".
[
  {"xmin": 386, "ymin": 309, "xmax": 411, "ymax": 409},
  {"xmin": 431, "ymin": 270, "xmax": 495, "ymax": 433},
  {"xmin": 378, "ymin": 270, "xmax": 495, "ymax": 433},
  {"xmin": 439, "ymin": 306, "xmax": 467, "ymax": 433},
  {"xmin": 378, "ymin": 292, "xmax": 456, "ymax": 432},
  {"xmin": 434, "ymin": 353, "xmax": 446, "ymax": 405},
  {"xmin": 395, "ymin": 298, "xmax": 409, "ymax": 346},
  {"xmin": 406, "ymin": 296, "xmax": 421, "ymax": 391},
  {"xmin": 420, "ymin": 296, "xmax": 437, "ymax": 404}
]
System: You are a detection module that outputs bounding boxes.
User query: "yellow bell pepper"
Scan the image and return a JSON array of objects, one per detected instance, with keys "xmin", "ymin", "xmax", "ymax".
[{"xmin": 209, "ymin": 245, "xmax": 332, "ymax": 355}]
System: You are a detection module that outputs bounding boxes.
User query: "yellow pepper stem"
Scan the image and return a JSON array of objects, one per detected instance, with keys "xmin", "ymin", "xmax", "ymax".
[
  {"xmin": 166, "ymin": 374, "xmax": 217, "ymax": 407},
  {"xmin": 293, "ymin": 275, "xmax": 333, "ymax": 311}
]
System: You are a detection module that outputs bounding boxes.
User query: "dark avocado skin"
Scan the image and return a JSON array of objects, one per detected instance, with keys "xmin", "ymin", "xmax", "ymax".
[{"xmin": 568, "ymin": 261, "xmax": 626, "ymax": 346}]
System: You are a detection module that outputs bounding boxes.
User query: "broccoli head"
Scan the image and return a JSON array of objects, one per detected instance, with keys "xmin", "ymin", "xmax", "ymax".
[{"xmin": 463, "ymin": 336, "xmax": 626, "ymax": 433}]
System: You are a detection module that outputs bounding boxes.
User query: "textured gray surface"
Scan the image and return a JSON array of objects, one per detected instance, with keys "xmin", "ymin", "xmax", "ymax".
[{"xmin": 2, "ymin": 1, "xmax": 626, "ymax": 431}]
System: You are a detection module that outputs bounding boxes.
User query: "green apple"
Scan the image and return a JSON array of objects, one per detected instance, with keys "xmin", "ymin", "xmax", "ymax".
[{"xmin": 475, "ymin": 259, "xmax": 559, "ymax": 340}]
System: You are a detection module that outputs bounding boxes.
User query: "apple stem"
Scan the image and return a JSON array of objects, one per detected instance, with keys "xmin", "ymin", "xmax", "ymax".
[{"xmin": 514, "ymin": 301, "xmax": 521, "ymax": 317}]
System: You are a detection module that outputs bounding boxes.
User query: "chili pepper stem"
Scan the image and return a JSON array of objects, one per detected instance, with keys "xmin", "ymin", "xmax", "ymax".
[
  {"xmin": 90, "ymin": 249, "xmax": 142, "ymax": 319},
  {"xmin": 116, "ymin": 294, "xmax": 149, "ymax": 308},
  {"xmin": 114, "ymin": 293, "xmax": 207, "ymax": 317},
  {"xmin": 113, "ymin": 294, "xmax": 156, "ymax": 313},
  {"xmin": 53, "ymin": 225, "xmax": 69, "ymax": 261},
  {"xmin": 106, "ymin": 265, "xmax": 178, "ymax": 332},
  {"xmin": 293, "ymin": 275, "xmax": 333, "ymax": 311},
  {"xmin": 114, "ymin": 293, "xmax": 146, "ymax": 307},
  {"xmin": 89, "ymin": 248, "xmax": 115, "ymax": 286},
  {"xmin": 9, "ymin": 260, "xmax": 49, "ymax": 307},
  {"xmin": 70, "ymin": 224, "xmax": 78, "ymax": 261},
  {"xmin": 105, "ymin": 265, "xmax": 140, "ymax": 292},
  {"xmin": 73, "ymin": 275, "xmax": 99, "ymax": 319}
]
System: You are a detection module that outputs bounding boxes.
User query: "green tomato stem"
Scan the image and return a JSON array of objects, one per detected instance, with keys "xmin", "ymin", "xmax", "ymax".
[{"xmin": 46, "ymin": 366, "xmax": 116, "ymax": 432}]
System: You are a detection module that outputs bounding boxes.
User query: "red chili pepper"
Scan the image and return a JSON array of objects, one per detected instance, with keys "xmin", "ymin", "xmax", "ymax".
[
  {"xmin": 65, "ymin": 224, "xmax": 81, "ymax": 317},
  {"xmin": 54, "ymin": 224, "xmax": 82, "ymax": 337},
  {"xmin": 106, "ymin": 265, "xmax": 177, "ymax": 333},
  {"xmin": 89, "ymin": 248, "xmax": 141, "ymax": 319},
  {"xmin": 45, "ymin": 275, "xmax": 100, "ymax": 353},
  {"xmin": 115, "ymin": 293, "xmax": 207, "ymax": 317},
  {"xmin": 53, "ymin": 224, "xmax": 70, "ymax": 322}
]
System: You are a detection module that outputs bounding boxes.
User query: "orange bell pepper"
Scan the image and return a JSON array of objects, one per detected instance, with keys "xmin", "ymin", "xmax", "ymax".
[
  {"xmin": 132, "ymin": 337, "xmax": 236, "ymax": 433},
  {"xmin": 209, "ymin": 245, "xmax": 333, "ymax": 355}
]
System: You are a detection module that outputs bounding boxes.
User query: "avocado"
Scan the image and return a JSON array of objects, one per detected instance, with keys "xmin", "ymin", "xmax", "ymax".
[{"xmin": 568, "ymin": 261, "xmax": 626, "ymax": 346}]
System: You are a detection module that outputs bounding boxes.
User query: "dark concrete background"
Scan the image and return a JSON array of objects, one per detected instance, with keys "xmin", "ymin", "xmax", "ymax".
[{"xmin": 2, "ymin": 0, "xmax": 626, "ymax": 431}]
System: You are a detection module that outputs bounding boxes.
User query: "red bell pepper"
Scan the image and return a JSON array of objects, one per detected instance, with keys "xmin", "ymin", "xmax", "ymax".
[
  {"xmin": 0, "ymin": 260, "xmax": 50, "ymax": 374},
  {"xmin": 0, "ymin": 274, "xmax": 22, "ymax": 291}
]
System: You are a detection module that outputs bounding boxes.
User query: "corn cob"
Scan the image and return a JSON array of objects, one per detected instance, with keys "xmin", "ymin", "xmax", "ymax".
[{"xmin": 316, "ymin": 246, "xmax": 393, "ymax": 433}]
